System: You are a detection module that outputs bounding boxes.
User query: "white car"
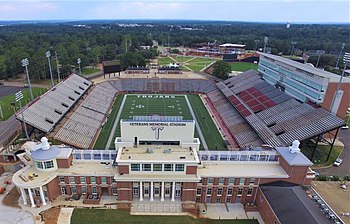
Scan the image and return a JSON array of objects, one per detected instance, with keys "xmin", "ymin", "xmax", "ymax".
[{"xmin": 333, "ymin": 158, "xmax": 343, "ymax": 167}]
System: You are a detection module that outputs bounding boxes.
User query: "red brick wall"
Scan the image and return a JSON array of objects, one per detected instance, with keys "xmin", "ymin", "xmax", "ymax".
[
  {"xmin": 117, "ymin": 182, "xmax": 132, "ymax": 201},
  {"xmin": 118, "ymin": 165, "xmax": 129, "ymax": 174},
  {"xmin": 0, "ymin": 165, "xmax": 4, "ymax": 176},
  {"xmin": 256, "ymin": 188, "xmax": 281, "ymax": 224},
  {"xmin": 186, "ymin": 166, "xmax": 197, "ymax": 174},
  {"xmin": 323, "ymin": 82, "xmax": 350, "ymax": 118},
  {"xmin": 47, "ymin": 177, "xmax": 61, "ymax": 201},
  {"xmin": 182, "ymin": 182, "xmax": 197, "ymax": 202},
  {"xmin": 278, "ymin": 157, "xmax": 310, "ymax": 185}
]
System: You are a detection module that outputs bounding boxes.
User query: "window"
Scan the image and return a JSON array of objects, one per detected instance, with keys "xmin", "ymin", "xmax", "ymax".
[
  {"xmin": 196, "ymin": 188, "xmax": 202, "ymax": 195},
  {"xmin": 153, "ymin": 164, "xmax": 162, "ymax": 171},
  {"xmin": 218, "ymin": 178, "xmax": 225, "ymax": 185},
  {"xmin": 71, "ymin": 186, "xmax": 77, "ymax": 194},
  {"xmin": 69, "ymin": 177, "xmax": 75, "ymax": 184},
  {"xmin": 44, "ymin": 160, "xmax": 54, "ymax": 169},
  {"xmin": 216, "ymin": 198, "xmax": 221, "ymax": 203},
  {"xmin": 217, "ymin": 188, "xmax": 223, "ymax": 196},
  {"xmin": 239, "ymin": 178, "xmax": 245, "ymax": 185},
  {"xmin": 229, "ymin": 178, "xmax": 235, "ymax": 185},
  {"xmin": 208, "ymin": 178, "xmax": 214, "ymax": 185},
  {"xmin": 112, "ymin": 178, "xmax": 117, "ymax": 183},
  {"xmin": 112, "ymin": 187, "xmax": 118, "ymax": 195},
  {"xmin": 226, "ymin": 197, "xmax": 231, "ymax": 203},
  {"xmin": 207, "ymin": 188, "xmax": 212, "ymax": 195},
  {"xmin": 227, "ymin": 188, "xmax": 233, "ymax": 196},
  {"xmin": 81, "ymin": 185, "xmax": 87, "ymax": 194},
  {"xmin": 249, "ymin": 178, "xmax": 255, "ymax": 185},
  {"xmin": 247, "ymin": 188, "xmax": 253, "ymax": 196},
  {"xmin": 237, "ymin": 188, "xmax": 243, "ymax": 196},
  {"xmin": 90, "ymin": 177, "xmax": 96, "ymax": 184},
  {"xmin": 164, "ymin": 164, "xmax": 173, "ymax": 171},
  {"xmin": 101, "ymin": 177, "xmax": 107, "ymax": 184},
  {"xmin": 36, "ymin": 161, "xmax": 43, "ymax": 169},
  {"xmin": 131, "ymin": 164, "xmax": 140, "ymax": 171},
  {"xmin": 80, "ymin": 177, "xmax": 86, "ymax": 184},
  {"xmin": 142, "ymin": 164, "xmax": 151, "ymax": 171},
  {"xmin": 92, "ymin": 186, "xmax": 97, "ymax": 194},
  {"xmin": 59, "ymin": 177, "xmax": 65, "ymax": 183},
  {"xmin": 175, "ymin": 164, "xmax": 184, "ymax": 172}
]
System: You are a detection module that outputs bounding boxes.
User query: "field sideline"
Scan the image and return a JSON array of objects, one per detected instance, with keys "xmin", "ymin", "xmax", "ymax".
[{"xmin": 93, "ymin": 93, "xmax": 227, "ymax": 150}]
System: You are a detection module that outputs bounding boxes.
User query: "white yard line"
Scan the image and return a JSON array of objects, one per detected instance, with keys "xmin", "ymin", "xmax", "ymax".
[
  {"xmin": 184, "ymin": 95, "xmax": 209, "ymax": 150},
  {"xmin": 105, "ymin": 94, "xmax": 127, "ymax": 150}
]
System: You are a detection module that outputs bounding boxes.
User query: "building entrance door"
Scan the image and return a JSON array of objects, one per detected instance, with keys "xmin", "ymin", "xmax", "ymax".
[
  {"xmin": 175, "ymin": 187, "xmax": 181, "ymax": 197},
  {"xmin": 133, "ymin": 187, "xmax": 139, "ymax": 197},
  {"xmin": 144, "ymin": 186, "xmax": 149, "ymax": 198},
  {"xmin": 61, "ymin": 186, "xmax": 67, "ymax": 195},
  {"xmin": 154, "ymin": 186, "xmax": 160, "ymax": 198}
]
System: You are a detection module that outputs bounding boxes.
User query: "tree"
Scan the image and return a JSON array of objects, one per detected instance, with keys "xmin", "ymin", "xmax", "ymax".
[{"xmin": 212, "ymin": 61, "xmax": 231, "ymax": 80}]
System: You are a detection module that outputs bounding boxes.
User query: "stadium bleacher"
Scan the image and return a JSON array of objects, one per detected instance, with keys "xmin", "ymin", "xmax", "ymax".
[
  {"xmin": 16, "ymin": 74, "xmax": 92, "ymax": 133},
  {"xmin": 216, "ymin": 70, "xmax": 345, "ymax": 147}
]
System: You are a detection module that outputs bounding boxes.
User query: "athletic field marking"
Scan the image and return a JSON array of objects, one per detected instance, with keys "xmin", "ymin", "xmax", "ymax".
[
  {"xmin": 184, "ymin": 95, "xmax": 208, "ymax": 150},
  {"xmin": 105, "ymin": 94, "xmax": 127, "ymax": 150}
]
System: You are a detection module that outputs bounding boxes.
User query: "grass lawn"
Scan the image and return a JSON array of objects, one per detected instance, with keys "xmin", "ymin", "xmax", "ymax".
[
  {"xmin": 81, "ymin": 67, "xmax": 101, "ymax": 75},
  {"xmin": 174, "ymin": 55, "xmax": 195, "ymax": 63},
  {"xmin": 93, "ymin": 94, "xmax": 124, "ymax": 149},
  {"xmin": 301, "ymin": 142, "xmax": 343, "ymax": 167},
  {"xmin": 0, "ymin": 87, "xmax": 46, "ymax": 121},
  {"xmin": 158, "ymin": 56, "xmax": 176, "ymax": 66},
  {"xmin": 71, "ymin": 209, "xmax": 259, "ymax": 224},
  {"xmin": 94, "ymin": 94, "xmax": 225, "ymax": 150},
  {"xmin": 229, "ymin": 62, "xmax": 258, "ymax": 72},
  {"xmin": 187, "ymin": 94, "xmax": 227, "ymax": 150},
  {"xmin": 186, "ymin": 57, "xmax": 217, "ymax": 71}
]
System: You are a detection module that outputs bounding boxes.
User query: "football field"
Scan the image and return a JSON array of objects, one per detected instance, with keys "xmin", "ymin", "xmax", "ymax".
[{"xmin": 94, "ymin": 94, "xmax": 227, "ymax": 150}]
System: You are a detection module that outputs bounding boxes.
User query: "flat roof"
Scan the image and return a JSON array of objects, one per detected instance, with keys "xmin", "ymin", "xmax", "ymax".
[
  {"xmin": 259, "ymin": 53, "xmax": 350, "ymax": 83},
  {"xmin": 197, "ymin": 162, "xmax": 289, "ymax": 178},
  {"xmin": 12, "ymin": 162, "xmax": 116, "ymax": 188},
  {"xmin": 261, "ymin": 183, "xmax": 330, "ymax": 224},
  {"xmin": 117, "ymin": 145, "xmax": 199, "ymax": 163},
  {"xmin": 114, "ymin": 173, "xmax": 199, "ymax": 182},
  {"xmin": 220, "ymin": 43, "xmax": 246, "ymax": 48},
  {"xmin": 275, "ymin": 147, "xmax": 313, "ymax": 166}
]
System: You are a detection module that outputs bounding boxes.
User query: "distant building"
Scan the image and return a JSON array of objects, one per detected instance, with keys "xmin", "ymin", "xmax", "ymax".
[
  {"xmin": 258, "ymin": 53, "xmax": 350, "ymax": 118},
  {"xmin": 125, "ymin": 67, "xmax": 150, "ymax": 74}
]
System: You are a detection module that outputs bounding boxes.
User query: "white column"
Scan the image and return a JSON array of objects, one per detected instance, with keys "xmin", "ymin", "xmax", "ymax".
[
  {"xmin": 20, "ymin": 188, "xmax": 27, "ymax": 205},
  {"xmin": 150, "ymin": 181, "xmax": 154, "ymax": 201},
  {"xmin": 171, "ymin": 181, "xmax": 176, "ymax": 201},
  {"xmin": 139, "ymin": 181, "xmax": 143, "ymax": 201},
  {"xmin": 28, "ymin": 188, "xmax": 35, "ymax": 207},
  {"xmin": 161, "ymin": 181, "xmax": 165, "ymax": 201},
  {"xmin": 39, "ymin": 186, "xmax": 47, "ymax": 206}
]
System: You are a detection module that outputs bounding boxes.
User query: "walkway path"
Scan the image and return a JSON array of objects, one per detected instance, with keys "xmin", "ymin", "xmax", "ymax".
[
  {"xmin": 105, "ymin": 95, "xmax": 127, "ymax": 149},
  {"xmin": 184, "ymin": 95, "xmax": 208, "ymax": 150},
  {"xmin": 57, "ymin": 207, "xmax": 74, "ymax": 224}
]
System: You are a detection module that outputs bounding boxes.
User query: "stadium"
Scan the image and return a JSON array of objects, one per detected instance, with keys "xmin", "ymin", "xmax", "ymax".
[{"xmin": 8, "ymin": 64, "xmax": 346, "ymax": 223}]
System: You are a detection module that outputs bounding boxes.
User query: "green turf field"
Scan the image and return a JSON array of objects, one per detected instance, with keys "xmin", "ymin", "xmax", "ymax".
[
  {"xmin": 229, "ymin": 62, "xmax": 258, "ymax": 72},
  {"xmin": 0, "ymin": 87, "xmax": 46, "ymax": 121},
  {"xmin": 158, "ymin": 56, "xmax": 176, "ymax": 66},
  {"xmin": 81, "ymin": 67, "xmax": 101, "ymax": 75},
  {"xmin": 186, "ymin": 57, "xmax": 217, "ymax": 71},
  {"xmin": 94, "ymin": 94, "xmax": 226, "ymax": 150},
  {"xmin": 71, "ymin": 209, "xmax": 259, "ymax": 224},
  {"xmin": 174, "ymin": 55, "xmax": 194, "ymax": 63}
]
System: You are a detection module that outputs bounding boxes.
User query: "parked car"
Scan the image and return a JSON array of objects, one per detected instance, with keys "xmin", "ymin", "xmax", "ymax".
[{"xmin": 333, "ymin": 158, "xmax": 343, "ymax": 167}]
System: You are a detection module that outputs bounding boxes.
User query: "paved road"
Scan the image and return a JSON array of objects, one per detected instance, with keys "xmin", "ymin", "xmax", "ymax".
[{"xmin": 319, "ymin": 128, "xmax": 350, "ymax": 176}]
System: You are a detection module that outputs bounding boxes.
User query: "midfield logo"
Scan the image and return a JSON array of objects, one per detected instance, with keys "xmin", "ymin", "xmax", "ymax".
[{"xmin": 151, "ymin": 127, "xmax": 164, "ymax": 140}]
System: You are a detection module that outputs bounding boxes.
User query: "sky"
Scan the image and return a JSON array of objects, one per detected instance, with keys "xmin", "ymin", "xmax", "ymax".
[{"xmin": 0, "ymin": 0, "xmax": 349, "ymax": 23}]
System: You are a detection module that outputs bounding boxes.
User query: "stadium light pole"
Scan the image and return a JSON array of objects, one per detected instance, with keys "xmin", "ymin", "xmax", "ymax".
[
  {"xmin": 45, "ymin": 51, "xmax": 55, "ymax": 87},
  {"xmin": 16, "ymin": 91, "xmax": 29, "ymax": 139},
  {"xmin": 290, "ymin": 42, "xmax": 297, "ymax": 56},
  {"xmin": 77, "ymin": 58, "xmax": 82, "ymax": 76},
  {"xmin": 329, "ymin": 52, "xmax": 350, "ymax": 115},
  {"xmin": 255, "ymin": 40, "xmax": 259, "ymax": 51},
  {"xmin": 263, "ymin": 37, "xmax": 268, "ymax": 53},
  {"xmin": 21, "ymin": 58, "xmax": 34, "ymax": 101},
  {"xmin": 335, "ymin": 43, "xmax": 345, "ymax": 69},
  {"xmin": 55, "ymin": 51, "xmax": 61, "ymax": 82}
]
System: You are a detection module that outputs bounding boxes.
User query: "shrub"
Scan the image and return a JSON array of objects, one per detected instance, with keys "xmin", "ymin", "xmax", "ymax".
[
  {"xmin": 317, "ymin": 174, "xmax": 328, "ymax": 181},
  {"xmin": 343, "ymin": 175, "xmax": 350, "ymax": 181},
  {"xmin": 330, "ymin": 175, "xmax": 341, "ymax": 181}
]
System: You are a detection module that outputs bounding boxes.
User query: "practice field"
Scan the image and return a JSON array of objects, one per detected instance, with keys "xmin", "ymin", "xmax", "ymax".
[
  {"xmin": 94, "ymin": 94, "xmax": 227, "ymax": 151},
  {"xmin": 158, "ymin": 56, "xmax": 218, "ymax": 71},
  {"xmin": 229, "ymin": 62, "xmax": 258, "ymax": 72},
  {"xmin": 0, "ymin": 87, "xmax": 46, "ymax": 121},
  {"xmin": 71, "ymin": 209, "xmax": 259, "ymax": 224}
]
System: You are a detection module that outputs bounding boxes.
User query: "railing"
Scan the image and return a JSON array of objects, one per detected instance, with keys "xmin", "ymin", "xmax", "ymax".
[
  {"xmin": 198, "ymin": 150, "xmax": 278, "ymax": 162},
  {"xmin": 72, "ymin": 149, "xmax": 117, "ymax": 161}
]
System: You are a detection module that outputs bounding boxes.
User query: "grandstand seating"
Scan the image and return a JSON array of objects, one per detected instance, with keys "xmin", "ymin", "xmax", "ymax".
[
  {"xmin": 217, "ymin": 70, "xmax": 345, "ymax": 147},
  {"xmin": 16, "ymin": 74, "xmax": 92, "ymax": 132},
  {"xmin": 54, "ymin": 81, "xmax": 116, "ymax": 148}
]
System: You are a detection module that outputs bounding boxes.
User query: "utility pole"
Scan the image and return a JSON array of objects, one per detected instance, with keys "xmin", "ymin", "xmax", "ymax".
[
  {"xmin": 16, "ymin": 91, "xmax": 29, "ymax": 139},
  {"xmin": 55, "ymin": 51, "xmax": 61, "ymax": 82},
  {"xmin": 290, "ymin": 42, "xmax": 297, "ymax": 56},
  {"xmin": 335, "ymin": 43, "xmax": 345, "ymax": 69},
  {"xmin": 77, "ymin": 58, "xmax": 82, "ymax": 76},
  {"xmin": 263, "ymin": 37, "xmax": 268, "ymax": 53}
]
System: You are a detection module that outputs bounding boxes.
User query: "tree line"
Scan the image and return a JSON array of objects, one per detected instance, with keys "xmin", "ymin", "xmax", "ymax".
[{"xmin": 0, "ymin": 21, "xmax": 349, "ymax": 80}]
